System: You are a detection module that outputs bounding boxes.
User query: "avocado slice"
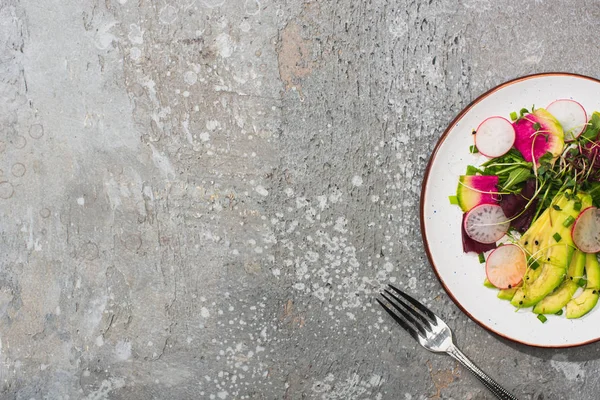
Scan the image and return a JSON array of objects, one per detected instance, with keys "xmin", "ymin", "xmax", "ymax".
[
  {"xmin": 565, "ymin": 253, "xmax": 600, "ymax": 319},
  {"xmin": 533, "ymin": 250, "xmax": 586, "ymax": 314},
  {"xmin": 519, "ymin": 208, "xmax": 551, "ymax": 255},
  {"xmin": 533, "ymin": 281, "xmax": 578, "ymax": 314},
  {"xmin": 483, "ymin": 278, "xmax": 495, "ymax": 289},
  {"xmin": 585, "ymin": 253, "xmax": 600, "ymax": 289},
  {"xmin": 511, "ymin": 264, "xmax": 566, "ymax": 307},
  {"xmin": 497, "ymin": 288, "xmax": 517, "ymax": 301},
  {"xmin": 566, "ymin": 289, "xmax": 599, "ymax": 319},
  {"xmin": 513, "ymin": 192, "xmax": 592, "ymax": 309}
]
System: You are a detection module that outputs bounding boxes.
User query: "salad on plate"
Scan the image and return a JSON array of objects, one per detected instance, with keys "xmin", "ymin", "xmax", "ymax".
[{"xmin": 451, "ymin": 99, "xmax": 600, "ymax": 322}]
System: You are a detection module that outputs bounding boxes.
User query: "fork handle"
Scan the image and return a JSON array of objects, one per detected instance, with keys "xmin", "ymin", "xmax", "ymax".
[{"xmin": 447, "ymin": 344, "xmax": 518, "ymax": 400}]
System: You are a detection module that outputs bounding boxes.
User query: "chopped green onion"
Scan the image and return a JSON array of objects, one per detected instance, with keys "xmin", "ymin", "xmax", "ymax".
[
  {"xmin": 555, "ymin": 309, "xmax": 563, "ymax": 316},
  {"xmin": 466, "ymin": 165, "xmax": 479, "ymax": 175},
  {"xmin": 483, "ymin": 278, "xmax": 495, "ymax": 288},
  {"xmin": 552, "ymin": 205, "xmax": 562, "ymax": 211},
  {"xmin": 449, "ymin": 195, "xmax": 459, "ymax": 205},
  {"xmin": 533, "ymin": 122, "xmax": 541, "ymax": 131},
  {"xmin": 469, "ymin": 145, "xmax": 479, "ymax": 154},
  {"xmin": 574, "ymin": 202, "xmax": 582, "ymax": 211},
  {"xmin": 563, "ymin": 216, "xmax": 575, "ymax": 227},
  {"xmin": 520, "ymin": 108, "xmax": 529, "ymax": 117},
  {"xmin": 553, "ymin": 233, "xmax": 562, "ymax": 242},
  {"xmin": 578, "ymin": 278, "xmax": 587, "ymax": 287},
  {"xmin": 510, "ymin": 111, "xmax": 518, "ymax": 121},
  {"xmin": 529, "ymin": 259, "xmax": 540, "ymax": 270},
  {"xmin": 478, "ymin": 253, "xmax": 486, "ymax": 264},
  {"xmin": 537, "ymin": 314, "xmax": 547, "ymax": 323}
]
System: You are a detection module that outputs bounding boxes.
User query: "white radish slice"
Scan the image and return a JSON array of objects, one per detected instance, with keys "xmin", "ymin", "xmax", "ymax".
[
  {"xmin": 474, "ymin": 116, "xmax": 516, "ymax": 158},
  {"xmin": 546, "ymin": 99, "xmax": 587, "ymax": 141},
  {"xmin": 486, "ymin": 244, "xmax": 527, "ymax": 289},
  {"xmin": 464, "ymin": 203, "xmax": 509, "ymax": 244},
  {"xmin": 572, "ymin": 207, "xmax": 600, "ymax": 253}
]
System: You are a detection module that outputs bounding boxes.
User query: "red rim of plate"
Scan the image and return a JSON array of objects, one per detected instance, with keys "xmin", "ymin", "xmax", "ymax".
[{"xmin": 420, "ymin": 72, "xmax": 600, "ymax": 348}]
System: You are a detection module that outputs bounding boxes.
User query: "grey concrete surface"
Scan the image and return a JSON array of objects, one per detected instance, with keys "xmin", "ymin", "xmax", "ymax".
[{"xmin": 1, "ymin": 0, "xmax": 600, "ymax": 399}]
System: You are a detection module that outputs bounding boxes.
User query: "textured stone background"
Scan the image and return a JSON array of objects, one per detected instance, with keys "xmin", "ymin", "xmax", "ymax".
[{"xmin": 1, "ymin": 0, "xmax": 600, "ymax": 399}]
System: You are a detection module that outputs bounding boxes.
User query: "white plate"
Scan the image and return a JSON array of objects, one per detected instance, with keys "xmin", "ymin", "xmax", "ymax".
[{"xmin": 421, "ymin": 73, "xmax": 600, "ymax": 348}]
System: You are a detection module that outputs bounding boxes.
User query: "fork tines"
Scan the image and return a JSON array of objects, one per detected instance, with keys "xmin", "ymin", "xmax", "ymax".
[{"xmin": 377, "ymin": 284, "xmax": 437, "ymax": 340}]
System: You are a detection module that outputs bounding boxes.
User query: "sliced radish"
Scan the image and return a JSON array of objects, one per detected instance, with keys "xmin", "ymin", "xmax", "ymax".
[
  {"xmin": 546, "ymin": 99, "xmax": 587, "ymax": 142},
  {"xmin": 464, "ymin": 203, "xmax": 509, "ymax": 244},
  {"xmin": 572, "ymin": 207, "xmax": 600, "ymax": 253},
  {"xmin": 456, "ymin": 175, "xmax": 499, "ymax": 212},
  {"xmin": 475, "ymin": 116, "xmax": 515, "ymax": 158},
  {"xmin": 513, "ymin": 108, "xmax": 564, "ymax": 164},
  {"xmin": 486, "ymin": 244, "xmax": 527, "ymax": 289}
]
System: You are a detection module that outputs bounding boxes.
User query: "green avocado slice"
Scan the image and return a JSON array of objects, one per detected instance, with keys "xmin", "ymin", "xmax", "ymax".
[
  {"xmin": 565, "ymin": 253, "xmax": 600, "ymax": 319},
  {"xmin": 511, "ymin": 264, "xmax": 566, "ymax": 308},
  {"xmin": 533, "ymin": 250, "xmax": 586, "ymax": 314},
  {"xmin": 497, "ymin": 288, "xmax": 517, "ymax": 301},
  {"xmin": 512, "ymin": 192, "xmax": 592, "ymax": 309},
  {"xmin": 585, "ymin": 253, "xmax": 600, "ymax": 290},
  {"xmin": 566, "ymin": 289, "xmax": 599, "ymax": 319}
]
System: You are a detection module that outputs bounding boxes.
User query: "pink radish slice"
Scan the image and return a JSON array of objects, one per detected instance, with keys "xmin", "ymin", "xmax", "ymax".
[
  {"xmin": 572, "ymin": 207, "xmax": 600, "ymax": 253},
  {"xmin": 464, "ymin": 203, "xmax": 509, "ymax": 244},
  {"xmin": 475, "ymin": 116, "xmax": 516, "ymax": 158},
  {"xmin": 485, "ymin": 244, "xmax": 527, "ymax": 289},
  {"xmin": 546, "ymin": 99, "xmax": 587, "ymax": 142}
]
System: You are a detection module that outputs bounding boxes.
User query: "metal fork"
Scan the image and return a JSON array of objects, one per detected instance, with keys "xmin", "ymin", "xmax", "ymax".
[{"xmin": 377, "ymin": 284, "xmax": 518, "ymax": 400}]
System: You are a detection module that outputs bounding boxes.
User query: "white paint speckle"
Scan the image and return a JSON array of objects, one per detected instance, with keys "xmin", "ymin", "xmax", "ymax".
[
  {"xmin": 293, "ymin": 283, "xmax": 305, "ymax": 290},
  {"xmin": 128, "ymin": 24, "xmax": 144, "ymax": 44},
  {"xmin": 115, "ymin": 340, "xmax": 132, "ymax": 361},
  {"xmin": 94, "ymin": 21, "xmax": 118, "ymax": 50},
  {"xmin": 240, "ymin": 20, "xmax": 252, "ymax": 32},
  {"xmin": 272, "ymin": 268, "xmax": 280, "ymax": 276},
  {"xmin": 95, "ymin": 335, "xmax": 104, "ymax": 347},
  {"xmin": 214, "ymin": 33, "xmax": 235, "ymax": 58},
  {"xmin": 389, "ymin": 15, "xmax": 408, "ymax": 39},
  {"xmin": 159, "ymin": 5, "xmax": 178, "ymax": 24},
  {"xmin": 408, "ymin": 276, "xmax": 417, "ymax": 290},
  {"xmin": 149, "ymin": 144, "xmax": 176, "ymax": 179},
  {"xmin": 255, "ymin": 185, "xmax": 268, "ymax": 196},
  {"xmin": 369, "ymin": 374, "xmax": 382, "ymax": 386},
  {"xmin": 206, "ymin": 120, "xmax": 220, "ymax": 131},
  {"xmin": 201, "ymin": 307, "xmax": 210, "ymax": 318},
  {"xmin": 351, "ymin": 175, "xmax": 363, "ymax": 187},
  {"xmin": 130, "ymin": 46, "xmax": 141, "ymax": 61},
  {"xmin": 371, "ymin": 195, "xmax": 380, "ymax": 202},
  {"xmin": 201, "ymin": 0, "xmax": 225, "ymax": 7},
  {"xmin": 77, "ymin": 197, "xmax": 85, "ymax": 206},
  {"xmin": 317, "ymin": 195, "xmax": 328, "ymax": 210},
  {"xmin": 199, "ymin": 132, "xmax": 210, "ymax": 142},
  {"xmin": 244, "ymin": 0, "xmax": 261, "ymax": 15},
  {"xmin": 184, "ymin": 70, "xmax": 198, "ymax": 85}
]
